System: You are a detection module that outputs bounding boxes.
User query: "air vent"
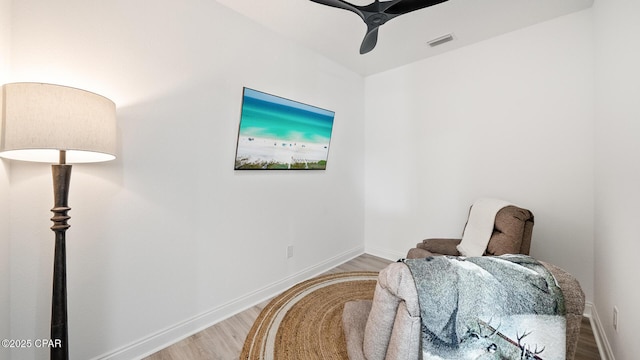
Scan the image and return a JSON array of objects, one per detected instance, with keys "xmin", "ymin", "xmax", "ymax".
[{"xmin": 427, "ymin": 33, "xmax": 455, "ymax": 47}]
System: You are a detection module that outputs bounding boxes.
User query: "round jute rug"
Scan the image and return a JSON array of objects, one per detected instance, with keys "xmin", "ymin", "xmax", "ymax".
[{"xmin": 240, "ymin": 271, "xmax": 379, "ymax": 360}]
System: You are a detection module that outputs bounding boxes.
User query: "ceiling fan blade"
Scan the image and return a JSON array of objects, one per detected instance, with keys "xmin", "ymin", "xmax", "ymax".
[
  {"xmin": 384, "ymin": 0, "xmax": 449, "ymax": 16},
  {"xmin": 311, "ymin": 0, "xmax": 449, "ymax": 55},
  {"xmin": 359, "ymin": 25, "xmax": 379, "ymax": 54},
  {"xmin": 308, "ymin": 0, "xmax": 365, "ymax": 20}
]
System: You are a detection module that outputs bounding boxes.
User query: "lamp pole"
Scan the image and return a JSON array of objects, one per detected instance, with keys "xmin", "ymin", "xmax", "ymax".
[{"xmin": 50, "ymin": 150, "xmax": 71, "ymax": 360}]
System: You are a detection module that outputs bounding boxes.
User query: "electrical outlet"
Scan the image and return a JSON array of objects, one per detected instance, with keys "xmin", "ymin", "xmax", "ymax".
[
  {"xmin": 613, "ymin": 306, "xmax": 619, "ymax": 332},
  {"xmin": 287, "ymin": 245, "xmax": 294, "ymax": 259}
]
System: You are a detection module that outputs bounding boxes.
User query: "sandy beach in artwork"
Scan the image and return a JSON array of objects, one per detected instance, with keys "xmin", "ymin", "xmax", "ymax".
[{"xmin": 235, "ymin": 136, "xmax": 330, "ymax": 168}]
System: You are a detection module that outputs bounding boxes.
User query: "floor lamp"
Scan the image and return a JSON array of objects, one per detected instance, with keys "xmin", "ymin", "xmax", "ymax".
[{"xmin": 0, "ymin": 82, "xmax": 117, "ymax": 360}]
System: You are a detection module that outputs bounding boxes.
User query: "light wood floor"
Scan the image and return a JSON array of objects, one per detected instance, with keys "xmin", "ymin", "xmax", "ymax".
[{"xmin": 145, "ymin": 254, "xmax": 601, "ymax": 360}]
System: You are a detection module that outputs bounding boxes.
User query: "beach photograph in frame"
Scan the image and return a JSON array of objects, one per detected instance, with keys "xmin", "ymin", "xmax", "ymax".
[{"xmin": 234, "ymin": 87, "xmax": 335, "ymax": 170}]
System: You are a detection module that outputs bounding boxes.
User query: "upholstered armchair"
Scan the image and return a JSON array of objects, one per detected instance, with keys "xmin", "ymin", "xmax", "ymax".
[
  {"xmin": 342, "ymin": 260, "xmax": 586, "ymax": 360},
  {"xmin": 343, "ymin": 201, "xmax": 587, "ymax": 360},
  {"xmin": 407, "ymin": 205, "xmax": 534, "ymax": 259}
]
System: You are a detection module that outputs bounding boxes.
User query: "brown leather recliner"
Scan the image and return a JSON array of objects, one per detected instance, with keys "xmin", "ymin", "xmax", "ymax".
[{"xmin": 407, "ymin": 205, "xmax": 534, "ymax": 259}]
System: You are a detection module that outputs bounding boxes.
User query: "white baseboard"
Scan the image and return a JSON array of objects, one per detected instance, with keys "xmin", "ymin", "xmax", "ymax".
[
  {"xmin": 92, "ymin": 246, "xmax": 365, "ymax": 360},
  {"xmin": 364, "ymin": 245, "xmax": 405, "ymax": 261},
  {"xmin": 584, "ymin": 301, "xmax": 615, "ymax": 360}
]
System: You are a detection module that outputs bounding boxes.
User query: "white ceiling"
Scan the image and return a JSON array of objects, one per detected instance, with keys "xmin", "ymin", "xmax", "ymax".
[{"xmin": 215, "ymin": 0, "xmax": 594, "ymax": 76}]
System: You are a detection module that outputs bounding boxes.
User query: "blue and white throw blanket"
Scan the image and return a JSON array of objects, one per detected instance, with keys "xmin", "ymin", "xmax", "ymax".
[{"xmin": 403, "ymin": 255, "xmax": 566, "ymax": 360}]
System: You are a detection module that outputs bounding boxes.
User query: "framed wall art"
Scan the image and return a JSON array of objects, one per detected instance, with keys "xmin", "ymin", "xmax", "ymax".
[{"xmin": 234, "ymin": 87, "xmax": 335, "ymax": 170}]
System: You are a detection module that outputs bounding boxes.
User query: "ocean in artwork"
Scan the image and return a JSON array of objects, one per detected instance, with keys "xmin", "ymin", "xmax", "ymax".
[{"xmin": 234, "ymin": 88, "xmax": 335, "ymax": 170}]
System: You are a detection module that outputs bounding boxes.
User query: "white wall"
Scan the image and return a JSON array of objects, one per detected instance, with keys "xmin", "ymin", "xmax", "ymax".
[
  {"xmin": 8, "ymin": 0, "xmax": 365, "ymax": 359},
  {"xmin": 0, "ymin": 167, "xmax": 9, "ymax": 358},
  {"xmin": 0, "ymin": 0, "xmax": 12, "ymax": 358},
  {"xmin": 364, "ymin": 10, "xmax": 595, "ymax": 300},
  {"xmin": 593, "ymin": 0, "xmax": 640, "ymax": 358}
]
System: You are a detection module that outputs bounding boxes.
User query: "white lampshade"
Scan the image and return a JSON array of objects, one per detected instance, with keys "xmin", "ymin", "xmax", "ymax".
[{"xmin": 0, "ymin": 82, "xmax": 116, "ymax": 163}]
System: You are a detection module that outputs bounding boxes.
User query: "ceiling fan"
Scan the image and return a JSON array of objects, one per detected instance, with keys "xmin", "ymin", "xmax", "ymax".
[{"xmin": 309, "ymin": 0, "xmax": 449, "ymax": 54}]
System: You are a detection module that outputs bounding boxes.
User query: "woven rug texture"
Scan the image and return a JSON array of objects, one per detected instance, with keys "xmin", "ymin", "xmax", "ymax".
[{"xmin": 240, "ymin": 271, "xmax": 378, "ymax": 360}]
